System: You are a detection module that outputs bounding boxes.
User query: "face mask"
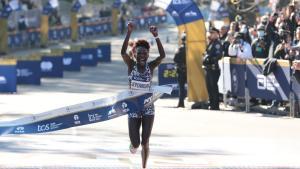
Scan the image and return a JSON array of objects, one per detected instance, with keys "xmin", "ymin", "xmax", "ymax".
[{"xmin": 257, "ymin": 31, "xmax": 265, "ymax": 38}]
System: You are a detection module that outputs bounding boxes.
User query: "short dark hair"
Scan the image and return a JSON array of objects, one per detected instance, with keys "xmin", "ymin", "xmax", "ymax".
[{"xmin": 135, "ymin": 39, "xmax": 150, "ymax": 50}]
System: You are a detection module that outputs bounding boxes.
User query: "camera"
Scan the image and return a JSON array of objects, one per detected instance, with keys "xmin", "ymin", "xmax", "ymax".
[{"xmin": 279, "ymin": 29, "xmax": 290, "ymax": 42}]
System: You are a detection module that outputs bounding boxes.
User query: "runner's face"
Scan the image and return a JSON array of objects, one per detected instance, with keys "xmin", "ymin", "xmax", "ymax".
[{"xmin": 135, "ymin": 47, "xmax": 149, "ymax": 66}]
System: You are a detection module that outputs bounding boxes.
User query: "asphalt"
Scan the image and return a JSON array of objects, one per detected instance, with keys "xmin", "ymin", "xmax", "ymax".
[{"xmin": 1, "ymin": 26, "xmax": 300, "ymax": 169}]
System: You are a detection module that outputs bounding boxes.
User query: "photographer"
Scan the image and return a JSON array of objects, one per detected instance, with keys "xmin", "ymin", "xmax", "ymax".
[
  {"xmin": 251, "ymin": 24, "xmax": 270, "ymax": 58},
  {"xmin": 274, "ymin": 29, "xmax": 292, "ymax": 60},
  {"xmin": 228, "ymin": 32, "xmax": 253, "ymax": 60},
  {"xmin": 202, "ymin": 27, "xmax": 223, "ymax": 110}
]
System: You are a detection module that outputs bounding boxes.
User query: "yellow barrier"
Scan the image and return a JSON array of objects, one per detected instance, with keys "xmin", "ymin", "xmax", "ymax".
[
  {"xmin": 40, "ymin": 15, "xmax": 49, "ymax": 47},
  {"xmin": 111, "ymin": 8, "xmax": 119, "ymax": 36},
  {"xmin": 71, "ymin": 12, "xmax": 78, "ymax": 42},
  {"xmin": 0, "ymin": 18, "xmax": 8, "ymax": 54},
  {"xmin": 0, "ymin": 59, "xmax": 17, "ymax": 65}
]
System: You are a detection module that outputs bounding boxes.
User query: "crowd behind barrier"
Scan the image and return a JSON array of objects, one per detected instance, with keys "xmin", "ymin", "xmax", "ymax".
[
  {"xmin": 7, "ymin": 13, "xmax": 167, "ymax": 49},
  {"xmin": 158, "ymin": 57, "xmax": 300, "ymax": 116}
]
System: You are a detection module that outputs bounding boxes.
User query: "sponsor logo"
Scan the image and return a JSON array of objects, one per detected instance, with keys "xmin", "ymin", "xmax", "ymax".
[
  {"xmin": 63, "ymin": 58, "xmax": 72, "ymax": 65},
  {"xmin": 88, "ymin": 113, "xmax": 102, "ymax": 122},
  {"xmin": 97, "ymin": 49, "xmax": 103, "ymax": 58},
  {"xmin": 17, "ymin": 69, "xmax": 33, "ymax": 77},
  {"xmin": 161, "ymin": 16, "xmax": 166, "ymax": 21},
  {"xmin": 129, "ymin": 112, "xmax": 139, "ymax": 118},
  {"xmin": 122, "ymin": 102, "xmax": 130, "ymax": 113},
  {"xmin": 172, "ymin": 11, "xmax": 179, "ymax": 17},
  {"xmin": 140, "ymin": 18, "xmax": 145, "ymax": 25},
  {"xmin": 231, "ymin": 68, "xmax": 238, "ymax": 93},
  {"xmin": 103, "ymin": 24, "xmax": 108, "ymax": 30},
  {"xmin": 185, "ymin": 11, "xmax": 197, "ymax": 17},
  {"xmin": 108, "ymin": 107, "xmax": 119, "ymax": 119},
  {"xmin": 257, "ymin": 74, "xmax": 280, "ymax": 92},
  {"xmin": 80, "ymin": 26, "xmax": 84, "ymax": 34},
  {"xmin": 173, "ymin": 0, "xmax": 191, "ymax": 5},
  {"xmin": 74, "ymin": 114, "xmax": 81, "ymax": 125},
  {"xmin": 53, "ymin": 30, "xmax": 57, "ymax": 39},
  {"xmin": 155, "ymin": 16, "xmax": 159, "ymax": 23},
  {"xmin": 144, "ymin": 96, "xmax": 152, "ymax": 106},
  {"xmin": 14, "ymin": 126, "xmax": 25, "ymax": 134},
  {"xmin": 41, "ymin": 61, "xmax": 53, "ymax": 71},
  {"xmin": 81, "ymin": 54, "xmax": 93, "ymax": 60},
  {"xmin": 0, "ymin": 76, "xmax": 7, "ymax": 84},
  {"xmin": 37, "ymin": 122, "xmax": 62, "ymax": 132}
]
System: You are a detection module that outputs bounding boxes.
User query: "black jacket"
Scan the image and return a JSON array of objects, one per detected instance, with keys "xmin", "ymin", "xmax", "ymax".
[
  {"xmin": 174, "ymin": 44, "xmax": 186, "ymax": 70},
  {"xmin": 203, "ymin": 40, "xmax": 223, "ymax": 67}
]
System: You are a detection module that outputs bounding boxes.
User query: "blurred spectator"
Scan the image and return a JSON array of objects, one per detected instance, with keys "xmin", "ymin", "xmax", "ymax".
[
  {"xmin": 220, "ymin": 25, "xmax": 229, "ymax": 43},
  {"xmin": 228, "ymin": 32, "xmax": 253, "ymax": 60},
  {"xmin": 285, "ymin": 4, "xmax": 297, "ymax": 40},
  {"xmin": 18, "ymin": 15, "xmax": 28, "ymax": 31},
  {"xmin": 293, "ymin": 60, "xmax": 300, "ymax": 70},
  {"xmin": 266, "ymin": 12, "xmax": 280, "ymax": 46},
  {"xmin": 274, "ymin": 29, "xmax": 292, "ymax": 59},
  {"xmin": 223, "ymin": 32, "xmax": 234, "ymax": 57},
  {"xmin": 249, "ymin": 26, "xmax": 258, "ymax": 41},
  {"xmin": 229, "ymin": 21, "xmax": 239, "ymax": 34},
  {"xmin": 49, "ymin": 9, "xmax": 62, "ymax": 26},
  {"xmin": 99, "ymin": 7, "xmax": 111, "ymax": 18},
  {"xmin": 1, "ymin": 0, "xmax": 6, "ymax": 8},
  {"xmin": 240, "ymin": 24, "xmax": 252, "ymax": 44},
  {"xmin": 293, "ymin": 27, "xmax": 300, "ymax": 47},
  {"xmin": 251, "ymin": 24, "xmax": 270, "ymax": 58}
]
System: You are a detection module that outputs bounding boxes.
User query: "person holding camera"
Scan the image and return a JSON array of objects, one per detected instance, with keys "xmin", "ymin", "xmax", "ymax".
[
  {"xmin": 173, "ymin": 32, "xmax": 187, "ymax": 108},
  {"xmin": 228, "ymin": 32, "xmax": 253, "ymax": 60},
  {"xmin": 251, "ymin": 24, "xmax": 270, "ymax": 58},
  {"xmin": 202, "ymin": 27, "xmax": 223, "ymax": 110},
  {"xmin": 274, "ymin": 29, "xmax": 293, "ymax": 60}
]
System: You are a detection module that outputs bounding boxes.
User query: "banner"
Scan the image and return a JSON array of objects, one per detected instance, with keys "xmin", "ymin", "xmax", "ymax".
[
  {"xmin": 247, "ymin": 59, "xmax": 290, "ymax": 101},
  {"xmin": 0, "ymin": 60, "xmax": 17, "ymax": 93},
  {"xmin": 63, "ymin": 51, "xmax": 81, "ymax": 71},
  {"xmin": 218, "ymin": 58, "xmax": 231, "ymax": 94},
  {"xmin": 17, "ymin": 60, "xmax": 41, "ymax": 85},
  {"xmin": 229, "ymin": 58, "xmax": 246, "ymax": 97},
  {"xmin": 154, "ymin": 0, "xmax": 208, "ymax": 102},
  {"xmin": 0, "ymin": 86, "xmax": 172, "ymax": 135},
  {"xmin": 80, "ymin": 48, "xmax": 98, "ymax": 66},
  {"xmin": 41, "ymin": 56, "xmax": 63, "ymax": 77},
  {"xmin": 292, "ymin": 72, "xmax": 300, "ymax": 101}
]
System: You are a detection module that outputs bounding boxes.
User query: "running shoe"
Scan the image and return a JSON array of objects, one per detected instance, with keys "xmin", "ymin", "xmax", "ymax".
[{"xmin": 129, "ymin": 144, "xmax": 138, "ymax": 154}]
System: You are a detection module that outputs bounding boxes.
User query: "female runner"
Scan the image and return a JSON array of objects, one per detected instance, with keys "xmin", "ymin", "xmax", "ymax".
[{"xmin": 121, "ymin": 21, "xmax": 165, "ymax": 168}]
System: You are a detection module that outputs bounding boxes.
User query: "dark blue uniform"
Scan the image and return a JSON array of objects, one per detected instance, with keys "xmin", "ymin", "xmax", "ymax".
[
  {"xmin": 174, "ymin": 44, "xmax": 187, "ymax": 107},
  {"xmin": 203, "ymin": 39, "xmax": 223, "ymax": 110}
]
